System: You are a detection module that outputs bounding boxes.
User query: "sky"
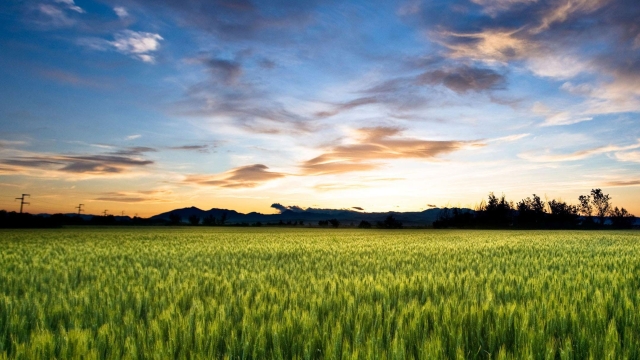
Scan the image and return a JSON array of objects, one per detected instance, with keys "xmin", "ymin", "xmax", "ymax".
[{"xmin": 0, "ymin": 0, "xmax": 639, "ymax": 217}]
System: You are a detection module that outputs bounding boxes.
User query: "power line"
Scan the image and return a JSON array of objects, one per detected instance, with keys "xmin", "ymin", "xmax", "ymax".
[
  {"xmin": 15, "ymin": 194, "xmax": 30, "ymax": 213},
  {"xmin": 76, "ymin": 204, "xmax": 84, "ymax": 215}
]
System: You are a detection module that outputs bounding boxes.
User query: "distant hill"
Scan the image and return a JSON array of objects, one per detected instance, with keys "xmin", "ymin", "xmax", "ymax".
[{"xmin": 149, "ymin": 206, "xmax": 452, "ymax": 226}]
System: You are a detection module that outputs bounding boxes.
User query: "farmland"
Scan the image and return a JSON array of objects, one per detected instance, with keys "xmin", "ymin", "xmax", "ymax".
[{"xmin": 0, "ymin": 228, "xmax": 639, "ymax": 359}]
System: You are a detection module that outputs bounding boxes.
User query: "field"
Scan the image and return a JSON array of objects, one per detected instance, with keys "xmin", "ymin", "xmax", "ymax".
[{"xmin": 0, "ymin": 228, "xmax": 639, "ymax": 359}]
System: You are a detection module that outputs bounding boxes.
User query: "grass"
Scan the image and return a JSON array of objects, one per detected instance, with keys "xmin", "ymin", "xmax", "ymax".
[{"xmin": 0, "ymin": 228, "xmax": 639, "ymax": 359}]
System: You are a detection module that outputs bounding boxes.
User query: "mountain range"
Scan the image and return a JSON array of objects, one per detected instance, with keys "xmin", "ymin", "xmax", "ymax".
[{"xmin": 149, "ymin": 206, "xmax": 449, "ymax": 227}]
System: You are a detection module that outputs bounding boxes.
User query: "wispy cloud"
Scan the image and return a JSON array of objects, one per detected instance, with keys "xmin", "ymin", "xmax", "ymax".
[
  {"xmin": 2, "ymin": 155, "xmax": 152, "ymax": 174},
  {"xmin": 487, "ymin": 133, "xmax": 529, "ymax": 143},
  {"xmin": 313, "ymin": 63, "xmax": 508, "ymax": 118},
  {"xmin": 541, "ymin": 112, "xmax": 593, "ymax": 127},
  {"xmin": 184, "ymin": 164, "xmax": 286, "ymax": 188},
  {"xmin": 417, "ymin": 66, "xmax": 506, "ymax": 94},
  {"xmin": 205, "ymin": 58, "xmax": 243, "ymax": 85},
  {"xmin": 126, "ymin": 134, "xmax": 141, "ymax": 140},
  {"xmin": 614, "ymin": 151, "xmax": 640, "ymax": 163},
  {"xmin": 168, "ymin": 145, "xmax": 214, "ymax": 153},
  {"xmin": 178, "ymin": 54, "xmax": 314, "ymax": 134},
  {"xmin": 301, "ymin": 127, "xmax": 484, "ymax": 175},
  {"xmin": 78, "ymin": 30, "xmax": 163, "ymax": 63},
  {"xmin": 36, "ymin": 4, "xmax": 76, "ymax": 27},
  {"xmin": 604, "ymin": 179, "xmax": 640, "ymax": 187},
  {"xmin": 28, "ymin": 0, "xmax": 85, "ymax": 29},
  {"xmin": 111, "ymin": 30, "xmax": 163, "ymax": 63},
  {"xmin": 315, "ymin": 97, "xmax": 380, "ymax": 118},
  {"xmin": 519, "ymin": 141, "xmax": 640, "ymax": 162},
  {"xmin": 108, "ymin": 147, "xmax": 156, "ymax": 156},
  {"xmin": 531, "ymin": 102, "xmax": 594, "ymax": 127},
  {"xmin": 531, "ymin": 0, "xmax": 608, "ymax": 34},
  {"xmin": 0, "ymin": 140, "xmax": 27, "ymax": 149},
  {"xmin": 54, "ymin": 0, "xmax": 84, "ymax": 13},
  {"xmin": 113, "ymin": 6, "xmax": 129, "ymax": 19},
  {"xmin": 93, "ymin": 189, "xmax": 172, "ymax": 203},
  {"xmin": 0, "ymin": 147, "xmax": 154, "ymax": 177},
  {"xmin": 438, "ymin": 29, "xmax": 531, "ymax": 64}
]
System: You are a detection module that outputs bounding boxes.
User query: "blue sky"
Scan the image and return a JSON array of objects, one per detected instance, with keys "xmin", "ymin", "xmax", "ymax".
[{"xmin": 1, "ymin": 0, "xmax": 639, "ymax": 216}]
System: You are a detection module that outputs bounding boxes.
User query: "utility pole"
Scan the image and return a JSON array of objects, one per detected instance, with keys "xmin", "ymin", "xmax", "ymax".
[
  {"xmin": 76, "ymin": 204, "xmax": 84, "ymax": 215},
  {"xmin": 103, "ymin": 210, "xmax": 108, "ymax": 216},
  {"xmin": 15, "ymin": 194, "xmax": 30, "ymax": 214},
  {"xmin": 121, "ymin": 210, "xmax": 125, "ymax": 216}
]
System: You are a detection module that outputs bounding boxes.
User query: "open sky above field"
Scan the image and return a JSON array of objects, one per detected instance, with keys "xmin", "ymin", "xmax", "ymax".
[{"xmin": 1, "ymin": 0, "xmax": 639, "ymax": 217}]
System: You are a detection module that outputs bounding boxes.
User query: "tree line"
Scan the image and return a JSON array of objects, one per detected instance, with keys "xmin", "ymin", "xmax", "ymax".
[
  {"xmin": 0, "ymin": 211, "xmax": 155, "ymax": 228},
  {"xmin": 434, "ymin": 189, "xmax": 636, "ymax": 229}
]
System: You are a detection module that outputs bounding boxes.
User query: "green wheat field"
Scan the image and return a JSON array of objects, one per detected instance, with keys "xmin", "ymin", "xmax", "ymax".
[{"xmin": 1, "ymin": 228, "xmax": 639, "ymax": 359}]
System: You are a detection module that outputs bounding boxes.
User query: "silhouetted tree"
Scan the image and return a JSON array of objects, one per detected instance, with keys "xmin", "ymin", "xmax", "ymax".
[
  {"xmin": 377, "ymin": 215, "xmax": 403, "ymax": 229},
  {"xmin": 358, "ymin": 220, "xmax": 372, "ymax": 229},
  {"xmin": 188, "ymin": 215, "xmax": 200, "ymax": 226},
  {"xmin": 220, "ymin": 212, "xmax": 228, "ymax": 225},
  {"xmin": 329, "ymin": 218, "xmax": 340, "ymax": 228},
  {"xmin": 516, "ymin": 194, "xmax": 545, "ymax": 228},
  {"xmin": 433, "ymin": 207, "xmax": 474, "ymax": 228},
  {"xmin": 578, "ymin": 194, "xmax": 593, "ymax": 225},
  {"xmin": 318, "ymin": 220, "xmax": 328, "ymax": 227},
  {"xmin": 478, "ymin": 192, "xmax": 512, "ymax": 228},
  {"xmin": 609, "ymin": 207, "xmax": 635, "ymax": 229},
  {"xmin": 547, "ymin": 200, "xmax": 579, "ymax": 228},
  {"xmin": 591, "ymin": 189, "xmax": 611, "ymax": 226},
  {"xmin": 202, "ymin": 215, "xmax": 216, "ymax": 226}
]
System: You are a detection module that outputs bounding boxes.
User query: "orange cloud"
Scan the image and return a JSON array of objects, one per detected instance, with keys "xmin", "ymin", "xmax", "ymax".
[
  {"xmin": 604, "ymin": 179, "xmax": 640, "ymax": 187},
  {"xmin": 440, "ymin": 29, "xmax": 532, "ymax": 63},
  {"xmin": 93, "ymin": 189, "xmax": 173, "ymax": 203},
  {"xmin": 184, "ymin": 164, "xmax": 286, "ymax": 188},
  {"xmin": 301, "ymin": 127, "xmax": 483, "ymax": 175}
]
